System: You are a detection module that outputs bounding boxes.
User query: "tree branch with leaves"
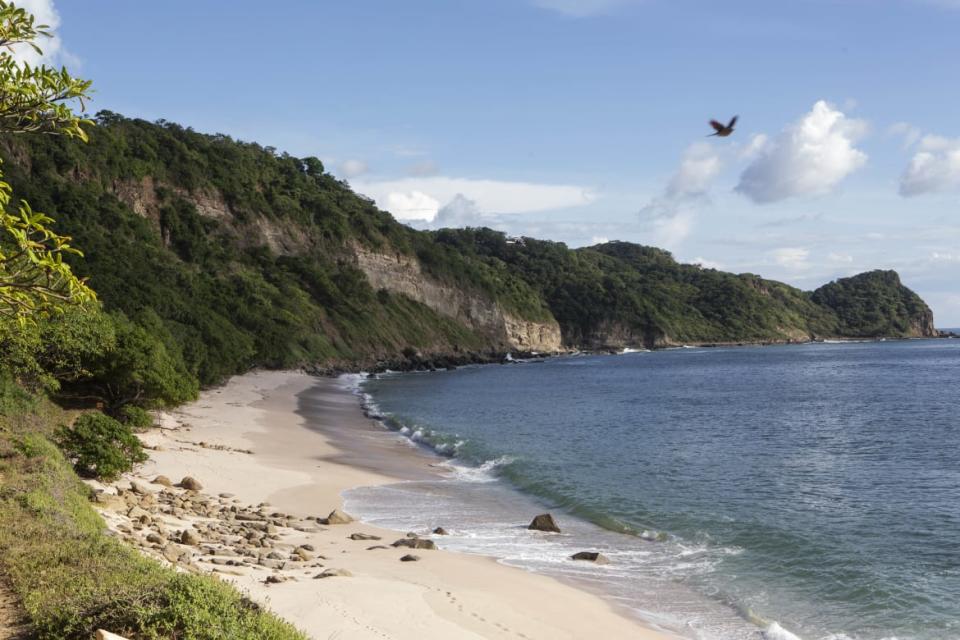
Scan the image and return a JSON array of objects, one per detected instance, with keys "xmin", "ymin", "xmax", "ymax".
[{"xmin": 0, "ymin": 0, "xmax": 95, "ymax": 326}]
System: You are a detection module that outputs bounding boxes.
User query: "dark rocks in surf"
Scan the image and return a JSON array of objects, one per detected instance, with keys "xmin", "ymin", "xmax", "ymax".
[
  {"xmin": 570, "ymin": 551, "xmax": 609, "ymax": 564},
  {"xmin": 528, "ymin": 513, "xmax": 561, "ymax": 533},
  {"xmin": 432, "ymin": 527, "xmax": 448, "ymax": 535}
]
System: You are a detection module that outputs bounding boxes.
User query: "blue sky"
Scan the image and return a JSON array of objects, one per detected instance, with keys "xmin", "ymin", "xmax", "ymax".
[{"xmin": 28, "ymin": 0, "xmax": 960, "ymax": 324}]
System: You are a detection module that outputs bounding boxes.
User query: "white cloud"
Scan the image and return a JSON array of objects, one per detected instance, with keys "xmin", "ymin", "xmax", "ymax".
[
  {"xmin": 769, "ymin": 247, "xmax": 811, "ymax": 270},
  {"xmin": 692, "ymin": 256, "xmax": 724, "ymax": 270},
  {"xmin": 8, "ymin": 0, "xmax": 68, "ymax": 66},
  {"xmin": 354, "ymin": 176, "xmax": 594, "ymax": 221},
  {"xmin": 649, "ymin": 211, "xmax": 694, "ymax": 248},
  {"xmin": 384, "ymin": 190, "xmax": 440, "ymax": 221},
  {"xmin": 531, "ymin": 0, "xmax": 637, "ymax": 17},
  {"xmin": 338, "ymin": 159, "xmax": 369, "ymax": 178},
  {"xmin": 930, "ymin": 251, "xmax": 960, "ymax": 263},
  {"xmin": 736, "ymin": 100, "xmax": 868, "ymax": 204},
  {"xmin": 666, "ymin": 142, "xmax": 722, "ymax": 197},
  {"xmin": 899, "ymin": 135, "xmax": 960, "ymax": 196},
  {"xmin": 889, "ymin": 122, "xmax": 922, "ymax": 148},
  {"xmin": 432, "ymin": 194, "xmax": 486, "ymax": 228},
  {"xmin": 590, "ymin": 236, "xmax": 610, "ymax": 245},
  {"xmin": 639, "ymin": 142, "xmax": 723, "ymax": 248},
  {"xmin": 739, "ymin": 133, "xmax": 770, "ymax": 161}
]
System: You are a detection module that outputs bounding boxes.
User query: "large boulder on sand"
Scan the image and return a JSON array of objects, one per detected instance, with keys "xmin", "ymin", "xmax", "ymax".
[
  {"xmin": 570, "ymin": 551, "xmax": 609, "ymax": 564},
  {"xmin": 349, "ymin": 532, "xmax": 381, "ymax": 541},
  {"xmin": 179, "ymin": 529, "xmax": 201, "ymax": 546},
  {"xmin": 129, "ymin": 480, "xmax": 150, "ymax": 495},
  {"xmin": 324, "ymin": 509, "xmax": 354, "ymax": 524},
  {"xmin": 528, "ymin": 513, "xmax": 561, "ymax": 533},
  {"xmin": 127, "ymin": 505, "xmax": 151, "ymax": 521},
  {"xmin": 151, "ymin": 475, "xmax": 172, "ymax": 487},
  {"xmin": 392, "ymin": 538, "xmax": 436, "ymax": 550},
  {"xmin": 178, "ymin": 476, "xmax": 203, "ymax": 491},
  {"xmin": 94, "ymin": 493, "xmax": 127, "ymax": 511}
]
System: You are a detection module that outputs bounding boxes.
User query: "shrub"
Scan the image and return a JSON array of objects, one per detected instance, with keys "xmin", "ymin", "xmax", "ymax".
[
  {"xmin": 117, "ymin": 404, "xmax": 153, "ymax": 430},
  {"xmin": 55, "ymin": 411, "xmax": 146, "ymax": 481}
]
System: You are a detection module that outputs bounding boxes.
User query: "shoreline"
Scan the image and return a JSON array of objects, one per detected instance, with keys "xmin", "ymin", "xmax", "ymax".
[
  {"xmin": 309, "ymin": 332, "xmax": 954, "ymax": 377},
  {"xmin": 89, "ymin": 370, "xmax": 678, "ymax": 640}
]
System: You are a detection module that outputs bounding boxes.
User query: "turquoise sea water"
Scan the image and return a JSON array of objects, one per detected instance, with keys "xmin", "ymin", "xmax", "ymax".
[{"xmin": 344, "ymin": 339, "xmax": 960, "ymax": 640}]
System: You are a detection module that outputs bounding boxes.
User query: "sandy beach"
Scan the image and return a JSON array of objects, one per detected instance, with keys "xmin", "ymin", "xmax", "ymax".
[{"xmin": 90, "ymin": 370, "xmax": 676, "ymax": 639}]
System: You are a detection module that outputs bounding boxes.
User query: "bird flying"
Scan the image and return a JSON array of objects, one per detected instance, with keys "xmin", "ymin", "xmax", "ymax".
[{"xmin": 708, "ymin": 115, "xmax": 738, "ymax": 137}]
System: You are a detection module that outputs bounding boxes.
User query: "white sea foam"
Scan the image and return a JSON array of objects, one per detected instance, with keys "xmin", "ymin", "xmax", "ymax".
[
  {"xmin": 336, "ymin": 372, "xmax": 368, "ymax": 391},
  {"xmin": 440, "ymin": 456, "xmax": 514, "ymax": 483},
  {"xmin": 763, "ymin": 622, "xmax": 804, "ymax": 640}
]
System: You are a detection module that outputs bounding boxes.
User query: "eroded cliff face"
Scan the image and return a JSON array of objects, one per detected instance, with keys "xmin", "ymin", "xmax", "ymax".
[
  {"xmin": 575, "ymin": 321, "xmax": 669, "ymax": 351},
  {"xmin": 353, "ymin": 246, "xmax": 562, "ymax": 353},
  {"xmin": 910, "ymin": 308, "xmax": 938, "ymax": 338},
  {"xmin": 109, "ymin": 178, "xmax": 310, "ymax": 255},
  {"xmin": 106, "ymin": 177, "xmax": 562, "ymax": 353}
]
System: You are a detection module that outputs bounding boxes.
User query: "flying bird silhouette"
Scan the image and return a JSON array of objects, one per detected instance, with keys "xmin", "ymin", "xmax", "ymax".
[{"xmin": 708, "ymin": 115, "xmax": 738, "ymax": 137}]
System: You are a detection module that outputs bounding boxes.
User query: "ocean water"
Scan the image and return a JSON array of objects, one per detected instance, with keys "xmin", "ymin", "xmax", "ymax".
[{"xmin": 342, "ymin": 339, "xmax": 960, "ymax": 640}]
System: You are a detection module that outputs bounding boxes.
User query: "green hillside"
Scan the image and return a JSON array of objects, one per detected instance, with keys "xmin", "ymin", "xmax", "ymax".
[{"xmin": 0, "ymin": 112, "xmax": 939, "ymax": 413}]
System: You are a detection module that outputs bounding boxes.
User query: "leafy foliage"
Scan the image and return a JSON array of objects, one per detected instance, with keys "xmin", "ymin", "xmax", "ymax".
[
  {"xmin": 0, "ymin": 0, "xmax": 94, "ymax": 327},
  {"xmin": 55, "ymin": 410, "xmax": 146, "ymax": 480},
  {"xmin": 117, "ymin": 404, "xmax": 153, "ymax": 429},
  {"xmin": 811, "ymin": 270, "xmax": 932, "ymax": 337},
  {"xmin": 423, "ymin": 232, "xmax": 851, "ymax": 347},
  {"xmin": 80, "ymin": 311, "xmax": 199, "ymax": 409},
  {"xmin": 1, "ymin": 112, "xmax": 509, "ymax": 394},
  {"xmin": 0, "ymin": 3, "xmax": 92, "ymax": 138}
]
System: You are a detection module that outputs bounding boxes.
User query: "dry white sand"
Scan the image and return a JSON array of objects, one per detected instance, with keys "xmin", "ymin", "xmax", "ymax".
[{"xmin": 100, "ymin": 370, "xmax": 678, "ymax": 640}]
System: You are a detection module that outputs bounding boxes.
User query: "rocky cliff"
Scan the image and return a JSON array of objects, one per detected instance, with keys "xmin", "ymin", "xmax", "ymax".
[
  {"xmin": 105, "ymin": 169, "xmax": 564, "ymax": 354},
  {"xmin": 353, "ymin": 246, "xmax": 562, "ymax": 352}
]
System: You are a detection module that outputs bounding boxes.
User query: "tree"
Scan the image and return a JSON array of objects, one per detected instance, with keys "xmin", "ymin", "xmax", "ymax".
[
  {"xmin": 0, "ymin": 1, "xmax": 95, "ymax": 326},
  {"xmin": 0, "ymin": 303, "xmax": 116, "ymax": 391},
  {"xmin": 56, "ymin": 411, "xmax": 147, "ymax": 481},
  {"xmin": 86, "ymin": 312, "xmax": 199, "ymax": 410}
]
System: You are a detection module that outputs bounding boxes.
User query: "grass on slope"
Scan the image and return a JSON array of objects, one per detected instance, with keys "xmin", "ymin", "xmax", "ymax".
[{"xmin": 0, "ymin": 377, "xmax": 306, "ymax": 640}]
